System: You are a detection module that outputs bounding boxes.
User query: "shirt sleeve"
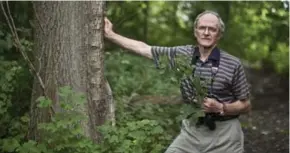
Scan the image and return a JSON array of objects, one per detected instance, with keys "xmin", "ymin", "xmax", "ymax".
[
  {"xmin": 151, "ymin": 45, "xmax": 193, "ymax": 69},
  {"xmin": 232, "ymin": 63, "xmax": 251, "ymax": 101}
]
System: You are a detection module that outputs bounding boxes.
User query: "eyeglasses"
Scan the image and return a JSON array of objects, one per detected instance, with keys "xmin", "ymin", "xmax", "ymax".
[{"xmin": 196, "ymin": 26, "xmax": 218, "ymax": 34}]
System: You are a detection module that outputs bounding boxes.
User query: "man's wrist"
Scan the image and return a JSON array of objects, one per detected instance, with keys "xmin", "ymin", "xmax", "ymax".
[
  {"xmin": 105, "ymin": 31, "xmax": 116, "ymax": 39},
  {"xmin": 219, "ymin": 103, "xmax": 226, "ymax": 116}
]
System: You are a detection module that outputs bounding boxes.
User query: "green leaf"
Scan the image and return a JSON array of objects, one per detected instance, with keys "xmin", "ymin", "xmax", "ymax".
[
  {"xmin": 37, "ymin": 97, "xmax": 52, "ymax": 108},
  {"xmin": 0, "ymin": 39, "xmax": 7, "ymax": 50},
  {"xmin": 5, "ymin": 34, "xmax": 13, "ymax": 50},
  {"xmin": 59, "ymin": 86, "xmax": 73, "ymax": 96},
  {"xmin": 151, "ymin": 126, "xmax": 163, "ymax": 134},
  {"xmin": 37, "ymin": 143, "xmax": 48, "ymax": 153},
  {"xmin": 20, "ymin": 115, "xmax": 30, "ymax": 123},
  {"xmin": 121, "ymin": 60, "xmax": 130, "ymax": 64},
  {"xmin": 5, "ymin": 72, "xmax": 13, "ymax": 81},
  {"xmin": 128, "ymin": 131, "xmax": 145, "ymax": 139},
  {"xmin": 0, "ymin": 93, "xmax": 7, "ymax": 101},
  {"xmin": 109, "ymin": 135, "xmax": 119, "ymax": 143},
  {"xmin": 36, "ymin": 96, "xmax": 45, "ymax": 102},
  {"xmin": 2, "ymin": 138, "xmax": 20, "ymax": 152}
]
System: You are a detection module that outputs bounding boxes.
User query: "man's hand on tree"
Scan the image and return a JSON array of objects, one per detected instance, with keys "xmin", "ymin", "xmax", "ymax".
[{"xmin": 104, "ymin": 17, "xmax": 114, "ymax": 38}]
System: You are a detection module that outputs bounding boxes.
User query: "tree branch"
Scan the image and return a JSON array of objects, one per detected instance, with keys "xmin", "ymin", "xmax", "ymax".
[{"xmin": 104, "ymin": 79, "xmax": 115, "ymax": 126}]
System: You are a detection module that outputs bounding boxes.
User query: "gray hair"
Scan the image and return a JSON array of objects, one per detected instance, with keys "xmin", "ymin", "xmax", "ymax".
[{"xmin": 193, "ymin": 10, "xmax": 225, "ymax": 36}]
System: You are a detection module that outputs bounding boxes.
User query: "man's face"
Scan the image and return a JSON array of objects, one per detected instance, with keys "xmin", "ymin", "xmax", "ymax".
[{"xmin": 194, "ymin": 13, "xmax": 220, "ymax": 48}]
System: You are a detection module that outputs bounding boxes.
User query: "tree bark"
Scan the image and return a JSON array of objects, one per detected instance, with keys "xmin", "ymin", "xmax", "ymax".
[{"xmin": 29, "ymin": 1, "xmax": 108, "ymax": 143}]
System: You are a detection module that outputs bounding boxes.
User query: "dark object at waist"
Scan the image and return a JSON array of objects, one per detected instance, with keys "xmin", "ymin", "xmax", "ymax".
[
  {"xmin": 209, "ymin": 114, "xmax": 239, "ymax": 121},
  {"xmin": 195, "ymin": 114, "xmax": 239, "ymax": 130}
]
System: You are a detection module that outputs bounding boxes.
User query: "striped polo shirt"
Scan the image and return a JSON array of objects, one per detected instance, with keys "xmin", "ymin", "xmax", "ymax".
[{"xmin": 151, "ymin": 45, "xmax": 250, "ymax": 103}]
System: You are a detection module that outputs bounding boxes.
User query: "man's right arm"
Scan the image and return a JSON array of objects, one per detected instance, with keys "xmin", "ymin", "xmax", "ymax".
[{"xmin": 104, "ymin": 18, "xmax": 152, "ymax": 59}]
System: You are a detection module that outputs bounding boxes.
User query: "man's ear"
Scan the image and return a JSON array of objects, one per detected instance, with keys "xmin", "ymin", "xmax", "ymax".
[
  {"xmin": 217, "ymin": 32, "xmax": 223, "ymax": 40},
  {"xmin": 193, "ymin": 29, "xmax": 197, "ymax": 37}
]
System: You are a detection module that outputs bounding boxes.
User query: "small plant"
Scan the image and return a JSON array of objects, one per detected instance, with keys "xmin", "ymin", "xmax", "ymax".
[
  {"xmin": 1, "ymin": 86, "xmax": 177, "ymax": 153},
  {"xmin": 35, "ymin": 86, "xmax": 97, "ymax": 153},
  {"xmin": 96, "ymin": 119, "xmax": 171, "ymax": 153},
  {"xmin": 1, "ymin": 86, "xmax": 98, "ymax": 153},
  {"xmin": 157, "ymin": 55, "xmax": 210, "ymax": 124}
]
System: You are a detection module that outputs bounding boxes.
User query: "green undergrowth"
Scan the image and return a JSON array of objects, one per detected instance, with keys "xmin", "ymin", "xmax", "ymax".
[{"xmin": 0, "ymin": 51, "xmax": 188, "ymax": 153}]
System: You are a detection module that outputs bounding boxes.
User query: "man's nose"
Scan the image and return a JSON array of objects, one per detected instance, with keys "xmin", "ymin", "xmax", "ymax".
[{"xmin": 204, "ymin": 28, "xmax": 209, "ymax": 35}]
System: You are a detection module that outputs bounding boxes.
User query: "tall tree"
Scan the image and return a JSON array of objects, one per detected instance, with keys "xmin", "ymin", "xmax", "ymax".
[{"xmin": 29, "ymin": 1, "xmax": 108, "ymax": 143}]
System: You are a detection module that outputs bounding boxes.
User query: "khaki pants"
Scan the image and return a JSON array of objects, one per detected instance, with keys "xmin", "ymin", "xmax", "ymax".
[{"xmin": 165, "ymin": 118, "xmax": 244, "ymax": 153}]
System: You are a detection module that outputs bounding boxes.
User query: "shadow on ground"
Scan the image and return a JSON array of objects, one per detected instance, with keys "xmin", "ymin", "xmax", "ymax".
[
  {"xmin": 241, "ymin": 68, "xmax": 289, "ymax": 153},
  {"xmin": 240, "ymin": 93, "xmax": 289, "ymax": 153}
]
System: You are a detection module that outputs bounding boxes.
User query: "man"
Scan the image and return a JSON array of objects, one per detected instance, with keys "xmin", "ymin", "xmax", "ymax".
[{"xmin": 104, "ymin": 10, "xmax": 251, "ymax": 153}]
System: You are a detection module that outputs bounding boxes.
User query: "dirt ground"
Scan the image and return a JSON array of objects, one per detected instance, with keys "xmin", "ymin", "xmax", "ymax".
[{"xmin": 240, "ymin": 93, "xmax": 289, "ymax": 153}]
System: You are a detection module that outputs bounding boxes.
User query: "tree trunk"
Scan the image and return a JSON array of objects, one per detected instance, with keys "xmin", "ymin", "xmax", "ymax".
[{"xmin": 29, "ymin": 1, "xmax": 108, "ymax": 143}]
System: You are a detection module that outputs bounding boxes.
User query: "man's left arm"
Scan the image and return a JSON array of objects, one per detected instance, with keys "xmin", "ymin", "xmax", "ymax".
[
  {"xmin": 203, "ymin": 98, "xmax": 251, "ymax": 115},
  {"xmin": 203, "ymin": 62, "xmax": 251, "ymax": 115},
  {"xmin": 221, "ymin": 99, "xmax": 251, "ymax": 116},
  {"xmin": 223, "ymin": 62, "xmax": 251, "ymax": 115}
]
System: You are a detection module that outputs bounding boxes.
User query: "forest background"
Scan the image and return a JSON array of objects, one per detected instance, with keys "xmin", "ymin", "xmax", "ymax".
[{"xmin": 0, "ymin": 1, "xmax": 289, "ymax": 153}]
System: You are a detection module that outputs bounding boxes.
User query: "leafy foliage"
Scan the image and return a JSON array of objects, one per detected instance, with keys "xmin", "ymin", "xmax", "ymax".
[
  {"xmin": 1, "ymin": 87, "xmax": 179, "ymax": 153},
  {"xmin": 1, "ymin": 87, "xmax": 95, "ymax": 153},
  {"xmin": 156, "ymin": 54, "xmax": 210, "ymax": 124},
  {"xmin": 97, "ymin": 119, "xmax": 171, "ymax": 153}
]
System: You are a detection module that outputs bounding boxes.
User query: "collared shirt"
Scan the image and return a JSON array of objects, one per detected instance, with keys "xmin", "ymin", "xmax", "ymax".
[{"xmin": 151, "ymin": 45, "xmax": 250, "ymax": 103}]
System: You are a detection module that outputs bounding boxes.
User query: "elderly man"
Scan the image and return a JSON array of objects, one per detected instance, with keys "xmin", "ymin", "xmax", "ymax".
[{"xmin": 104, "ymin": 10, "xmax": 251, "ymax": 153}]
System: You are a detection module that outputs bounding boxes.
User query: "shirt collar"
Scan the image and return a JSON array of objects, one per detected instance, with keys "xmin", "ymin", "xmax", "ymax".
[{"xmin": 193, "ymin": 46, "xmax": 220, "ymax": 61}]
